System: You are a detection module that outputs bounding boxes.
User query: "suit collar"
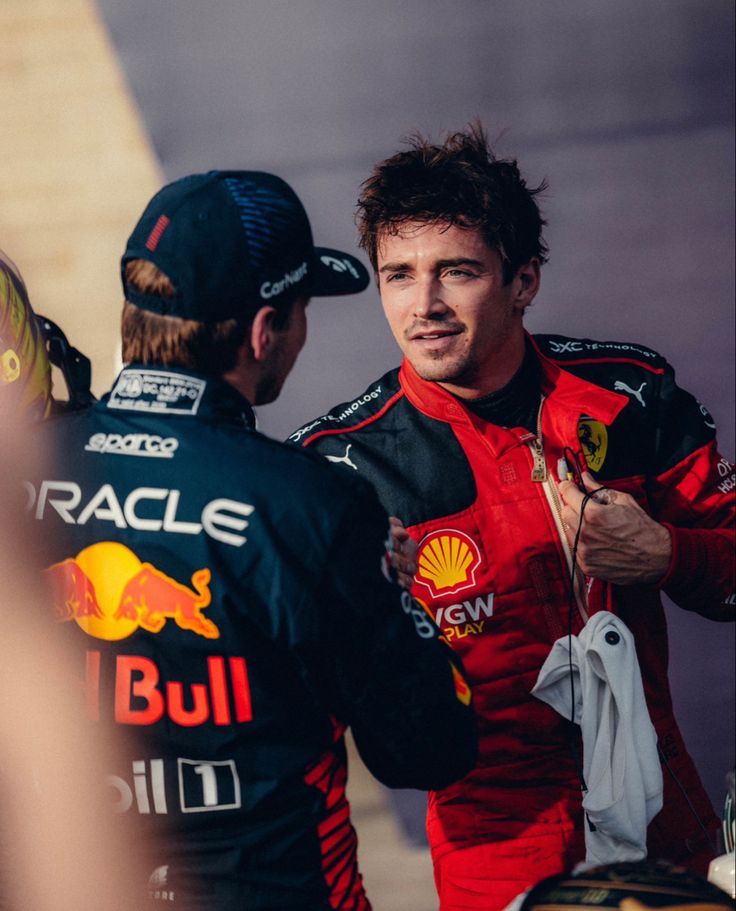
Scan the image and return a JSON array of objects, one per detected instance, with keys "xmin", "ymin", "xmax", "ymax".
[
  {"xmin": 102, "ymin": 364, "xmax": 257, "ymax": 428},
  {"xmin": 399, "ymin": 332, "xmax": 628, "ymax": 428}
]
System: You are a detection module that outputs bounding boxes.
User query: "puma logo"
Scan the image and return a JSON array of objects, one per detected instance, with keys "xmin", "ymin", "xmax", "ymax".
[
  {"xmin": 325, "ymin": 444, "xmax": 358, "ymax": 470},
  {"xmin": 614, "ymin": 380, "xmax": 646, "ymax": 407}
]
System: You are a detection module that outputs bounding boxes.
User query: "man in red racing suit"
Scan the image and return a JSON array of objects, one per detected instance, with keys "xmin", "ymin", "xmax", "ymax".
[{"xmin": 289, "ymin": 126, "xmax": 735, "ymax": 910}]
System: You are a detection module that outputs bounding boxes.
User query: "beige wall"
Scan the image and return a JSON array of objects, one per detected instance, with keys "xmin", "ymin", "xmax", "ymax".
[{"xmin": 0, "ymin": 0, "xmax": 162, "ymax": 396}]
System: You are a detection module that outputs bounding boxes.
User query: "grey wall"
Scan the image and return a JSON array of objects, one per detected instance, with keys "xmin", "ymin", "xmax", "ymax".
[{"xmin": 97, "ymin": 0, "xmax": 735, "ymax": 810}]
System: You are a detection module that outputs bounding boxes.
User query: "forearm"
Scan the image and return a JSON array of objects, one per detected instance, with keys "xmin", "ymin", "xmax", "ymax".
[
  {"xmin": 322, "ymin": 492, "xmax": 477, "ymax": 790},
  {"xmin": 659, "ymin": 525, "xmax": 735, "ymax": 620}
]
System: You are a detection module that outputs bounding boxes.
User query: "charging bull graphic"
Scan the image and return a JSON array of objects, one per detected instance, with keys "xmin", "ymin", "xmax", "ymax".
[{"xmin": 45, "ymin": 541, "xmax": 219, "ymax": 640}]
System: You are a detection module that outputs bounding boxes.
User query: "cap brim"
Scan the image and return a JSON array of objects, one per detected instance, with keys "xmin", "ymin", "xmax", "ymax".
[{"xmin": 310, "ymin": 248, "xmax": 370, "ymax": 297}]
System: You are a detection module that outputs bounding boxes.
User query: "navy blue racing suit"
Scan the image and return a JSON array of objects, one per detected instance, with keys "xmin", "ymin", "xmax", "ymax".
[{"xmin": 28, "ymin": 364, "xmax": 477, "ymax": 911}]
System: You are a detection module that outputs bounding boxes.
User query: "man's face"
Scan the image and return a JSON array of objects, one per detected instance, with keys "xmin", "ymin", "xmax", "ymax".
[
  {"xmin": 254, "ymin": 297, "xmax": 308, "ymax": 405},
  {"xmin": 377, "ymin": 222, "xmax": 537, "ymax": 398}
]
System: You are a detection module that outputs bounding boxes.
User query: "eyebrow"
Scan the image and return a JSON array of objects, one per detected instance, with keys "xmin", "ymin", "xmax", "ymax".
[
  {"xmin": 378, "ymin": 257, "xmax": 485, "ymax": 274},
  {"xmin": 436, "ymin": 258, "xmax": 485, "ymax": 270},
  {"xmin": 378, "ymin": 261, "xmax": 410, "ymax": 274}
]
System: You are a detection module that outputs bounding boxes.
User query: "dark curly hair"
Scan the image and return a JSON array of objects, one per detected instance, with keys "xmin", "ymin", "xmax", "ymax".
[{"xmin": 357, "ymin": 123, "xmax": 548, "ymax": 284}]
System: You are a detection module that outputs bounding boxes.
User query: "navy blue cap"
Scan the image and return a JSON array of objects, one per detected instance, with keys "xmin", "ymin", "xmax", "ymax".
[{"xmin": 121, "ymin": 170, "xmax": 369, "ymax": 322}]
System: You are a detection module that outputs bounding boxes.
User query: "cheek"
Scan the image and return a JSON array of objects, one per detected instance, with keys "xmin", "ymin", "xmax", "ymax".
[
  {"xmin": 381, "ymin": 299, "xmax": 404, "ymax": 336},
  {"xmin": 294, "ymin": 311, "xmax": 307, "ymax": 353}
]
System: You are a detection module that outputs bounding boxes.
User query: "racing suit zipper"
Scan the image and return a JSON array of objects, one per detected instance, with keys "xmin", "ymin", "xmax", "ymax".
[{"xmin": 528, "ymin": 399, "xmax": 589, "ymax": 624}]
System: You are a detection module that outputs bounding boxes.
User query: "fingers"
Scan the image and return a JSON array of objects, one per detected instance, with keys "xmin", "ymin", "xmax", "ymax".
[
  {"xmin": 388, "ymin": 516, "xmax": 417, "ymax": 587},
  {"xmin": 559, "ymin": 503, "xmax": 576, "ymax": 542},
  {"xmin": 395, "ymin": 539, "xmax": 418, "ymax": 578},
  {"xmin": 559, "ymin": 472, "xmax": 613, "ymax": 511},
  {"xmin": 579, "ymin": 471, "xmax": 598, "ymax": 492},
  {"xmin": 389, "ymin": 515, "xmax": 410, "ymax": 541},
  {"xmin": 396, "ymin": 569, "xmax": 415, "ymax": 589},
  {"xmin": 394, "ymin": 556, "xmax": 417, "ymax": 589},
  {"xmin": 558, "ymin": 478, "xmax": 585, "ymax": 515},
  {"xmin": 580, "ymin": 471, "xmax": 613, "ymax": 504},
  {"xmin": 558, "ymin": 472, "xmax": 610, "ymax": 547}
]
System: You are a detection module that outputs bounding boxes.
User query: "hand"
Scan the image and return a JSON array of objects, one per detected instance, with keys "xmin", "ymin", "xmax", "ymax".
[
  {"xmin": 557, "ymin": 471, "xmax": 672, "ymax": 585},
  {"xmin": 388, "ymin": 516, "xmax": 418, "ymax": 589}
]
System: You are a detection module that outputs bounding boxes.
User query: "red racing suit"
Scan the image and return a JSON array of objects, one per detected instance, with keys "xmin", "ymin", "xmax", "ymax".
[{"xmin": 291, "ymin": 333, "xmax": 735, "ymax": 909}]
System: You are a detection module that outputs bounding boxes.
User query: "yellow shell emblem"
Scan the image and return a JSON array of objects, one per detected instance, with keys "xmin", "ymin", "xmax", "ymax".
[
  {"xmin": 416, "ymin": 530, "xmax": 481, "ymax": 597},
  {"xmin": 578, "ymin": 419, "xmax": 608, "ymax": 472}
]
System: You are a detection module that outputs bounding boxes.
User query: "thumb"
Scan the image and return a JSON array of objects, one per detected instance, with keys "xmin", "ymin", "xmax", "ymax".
[
  {"xmin": 558, "ymin": 478, "xmax": 584, "ymax": 513},
  {"xmin": 580, "ymin": 471, "xmax": 600, "ymax": 492},
  {"xmin": 560, "ymin": 502, "xmax": 578, "ymax": 546}
]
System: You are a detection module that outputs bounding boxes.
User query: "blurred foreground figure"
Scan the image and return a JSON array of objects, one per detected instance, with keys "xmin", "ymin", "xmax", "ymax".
[
  {"xmin": 0, "ymin": 405, "xmax": 141, "ymax": 911},
  {"xmin": 291, "ymin": 125, "xmax": 735, "ymax": 909},
  {"xmin": 0, "ymin": 249, "xmax": 52, "ymax": 418},
  {"xmin": 26, "ymin": 172, "xmax": 477, "ymax": 910},
  {"xmin": 0, "ymin": 249, "xmax": 93, "ymax": 417}
]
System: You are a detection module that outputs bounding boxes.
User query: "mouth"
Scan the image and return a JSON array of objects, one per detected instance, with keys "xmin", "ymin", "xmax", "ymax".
[
  {"xmin": 406, "ymin": 325, "xmax": 463, "ymax": 356},
  {"xmin": 411, "ymin": 330, "xmax": 459, "ymax": 341},
  {"xmin": 407, "ymin": 324, "xmax": 463, "ymax": 343}
]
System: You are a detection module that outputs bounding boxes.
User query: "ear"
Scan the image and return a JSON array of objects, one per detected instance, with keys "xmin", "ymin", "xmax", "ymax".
[
  {"xmin": 511, "ymin": 258, "xmax": 541, "ymax": 313},
  {"xmin": 248, "ymin": 305, "xmax": 278, "ymax": 362}
]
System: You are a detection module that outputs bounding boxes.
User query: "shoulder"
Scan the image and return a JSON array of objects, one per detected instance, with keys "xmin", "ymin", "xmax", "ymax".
[
  {"xmin": 251, "ymin": 429, "xmax": 386, "ymax": 516},
  {"xmin": 34, "ymin": 402, "xmax": 96, "ymax": 441},
  {"xmin": 534, "ymin": 333, "xmax": 667, "ymax": 371},
  {"xmin": 36, "ymin": 401, "xmax": 385, "ymax": 533},
  {"xmin": 287, "ymin": 368, "xmax": 403, "ymax": 447},
  {"xmin": 534, "ymin": 333, "xmax": 674, "ymax": 406}
]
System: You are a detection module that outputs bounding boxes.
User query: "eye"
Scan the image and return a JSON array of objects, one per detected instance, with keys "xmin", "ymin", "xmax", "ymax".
[
  {"xmin": 443, "ymin": 268, "xmax": 474, "ymax": 279},
  {"xmin": 385, "ymin": 271, "xmax": 409, "ymax": 283}
]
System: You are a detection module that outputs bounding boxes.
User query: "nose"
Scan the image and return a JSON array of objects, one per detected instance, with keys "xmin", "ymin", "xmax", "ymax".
[{"xmin": 413, "ymin": 276, "xmax": 450, "ymax": 320}]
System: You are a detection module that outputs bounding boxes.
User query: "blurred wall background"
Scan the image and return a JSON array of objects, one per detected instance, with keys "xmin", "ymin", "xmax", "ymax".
[
  {"xmin": 0, "ymin": 0, "xmax": 162, "ymax": 394},
  {"xmin": 97, "ymin": 0, "xmax": 735, "ymax": 805},
  {"xmin": 1, "ymin": 1, "xmax": 733, "ymax": 904},
  {"xmin": 95, "ymin": 0, "xmax": 734, "ymax": 449}
]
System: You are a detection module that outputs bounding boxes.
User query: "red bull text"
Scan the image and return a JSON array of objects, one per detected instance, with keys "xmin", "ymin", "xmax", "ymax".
[{"xmin": 86, "ymin": 651, "xmax": 253, "ymax": 727}]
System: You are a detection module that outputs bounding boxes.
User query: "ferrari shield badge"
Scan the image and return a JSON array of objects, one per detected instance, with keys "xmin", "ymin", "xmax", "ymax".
[{"xmin": 577, "ymin": 419, "xmax": 608, "ymax": 472}]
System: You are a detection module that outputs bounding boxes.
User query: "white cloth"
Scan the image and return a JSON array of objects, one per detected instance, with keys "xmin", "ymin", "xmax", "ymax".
[{"xmin": 531, "ymin": 611, "xmax": 663, "ymax": 868}]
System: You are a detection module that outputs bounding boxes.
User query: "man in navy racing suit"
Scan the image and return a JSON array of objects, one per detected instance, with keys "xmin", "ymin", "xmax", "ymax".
[{"xmin": 28, "ymin": 171, "xmax": 477, "ymax": 910}]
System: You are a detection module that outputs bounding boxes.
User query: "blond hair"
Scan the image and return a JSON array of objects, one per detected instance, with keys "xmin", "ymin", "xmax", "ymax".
[{"xmin": 121, "ymin": 260, "xmax": 247, "ymax": 373}]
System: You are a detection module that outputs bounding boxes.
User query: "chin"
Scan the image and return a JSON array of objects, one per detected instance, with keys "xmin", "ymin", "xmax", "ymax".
[
  {"xmin": 253, "ymin": 381, "xmax": 283, "ymax": 406},
  {"xmin": 410, "ymin": 356, "xmax": 467, "ymax": 384}
]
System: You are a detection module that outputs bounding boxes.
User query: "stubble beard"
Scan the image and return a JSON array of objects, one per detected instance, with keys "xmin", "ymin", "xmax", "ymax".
[{"xmin": 410, "ymin": 349, "xmax": 478, "ymax": 386}]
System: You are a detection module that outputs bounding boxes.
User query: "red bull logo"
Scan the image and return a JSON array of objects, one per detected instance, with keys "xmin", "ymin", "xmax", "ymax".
[
  {"xmin": 45, "ymin": 542, "xmax": 219, "ymax": 640},
  {"xmin": 86, "ymin": 650, "xmax": 252, "ymax": 727}
]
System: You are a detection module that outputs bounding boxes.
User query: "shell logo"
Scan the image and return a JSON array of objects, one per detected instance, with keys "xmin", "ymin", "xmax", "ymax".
[{"xmin": 415, "ymin": 529, "xmax": 482, "ymax": 598}]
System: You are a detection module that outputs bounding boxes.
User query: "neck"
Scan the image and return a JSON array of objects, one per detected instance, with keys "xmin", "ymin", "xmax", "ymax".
[
  {"xmin": 221, "ymin": 363, "xmax": 257, "ymax": 404},
  {"xmin": 460, "ymin": 338, "xmax": 541, "ymax": 433}
]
